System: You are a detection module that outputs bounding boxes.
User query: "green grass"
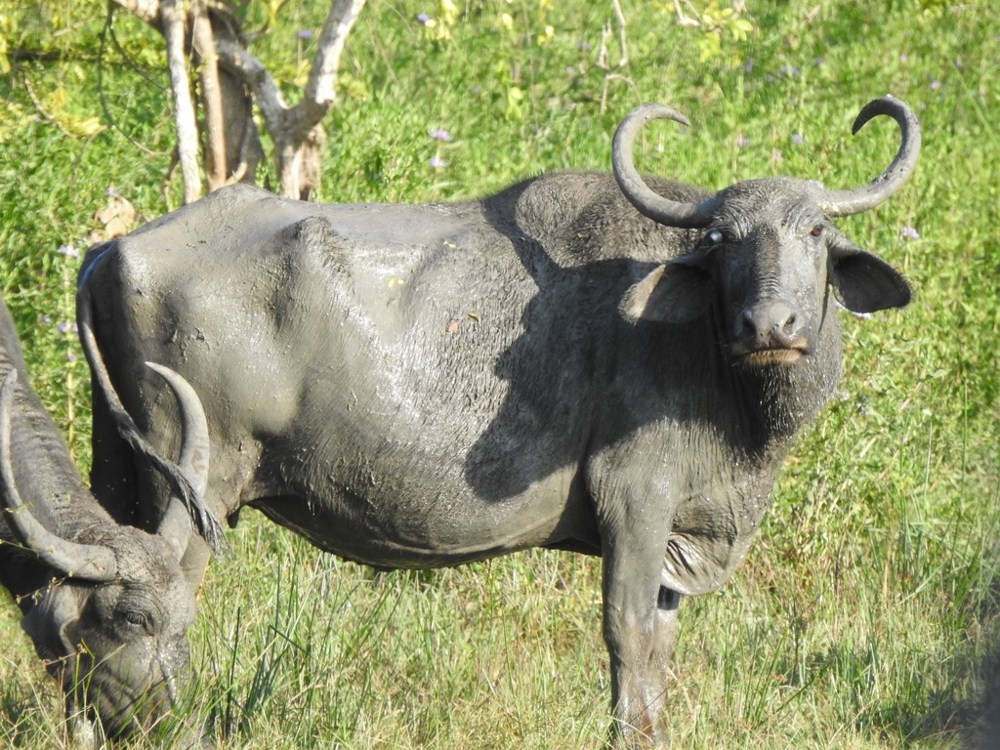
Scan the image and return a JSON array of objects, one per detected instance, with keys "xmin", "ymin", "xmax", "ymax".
[{"xmin": 1, "ymin": 0, "xmax": 999, "ymax": 747}]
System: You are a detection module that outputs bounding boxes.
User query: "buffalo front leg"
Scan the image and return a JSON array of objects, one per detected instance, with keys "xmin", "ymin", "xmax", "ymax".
[{"xmin": 601, "ymin": 537, "xmax": 681, "ymax": 747}]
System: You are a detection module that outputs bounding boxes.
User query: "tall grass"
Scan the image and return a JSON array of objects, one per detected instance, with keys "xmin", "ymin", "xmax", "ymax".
[{"xmin": 1, "ymin": 0, "xmax": 998, "ymax": 747}]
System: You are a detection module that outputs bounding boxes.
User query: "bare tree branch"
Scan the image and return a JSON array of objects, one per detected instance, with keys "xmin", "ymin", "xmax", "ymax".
[
  {"xmin": 279, "ymin": 0, "xmax": 366, "ymax": 198},
  {"xmin": 99, "ymin": 7, "xmax": 163, "ymax": 157},
  {"xmin": 215, "ymin": 37, "xmax": 288, "ymax": 130},
  {"xmin": 611, "ymin": 0, "xmax": 629, "ymax": 68},
  {"xmin": 162, "ymin": 0, "xmax": 202, "ymax": 203},
  {"xmin": 597, "ymin": 0, "xmax": 632, "ymax": 114},
  {"xmin": 110, "ymin": 0, "xmax": 162, "ymax": 29},
  {"xmin": 114, "ymin": 0, "xmax": 367, "ymax": 201},
  {"xmin": 191, "ymin": 0, "xmax": 226, "ymax": 191},
  {"xmin": 23, "ymin": 74, "xmax": 77, "ymax": 139},
  {"xmin": 306, "ymin": 0, "xmax": 366, "ymax": 111},
  {"xmin": 216, "ymin": 0, "xmax": 365, "ymax": 199},
  {"xmin": 284, "ymin": 0, "xmax": 367, "ymax": 140}
]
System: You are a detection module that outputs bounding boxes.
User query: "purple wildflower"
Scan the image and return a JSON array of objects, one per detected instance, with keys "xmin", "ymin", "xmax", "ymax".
[
  {"xmin": 736, "ymin": 135, "xmax": 750, "ymax": 148},
  {"xmin": 296, "ymin": 29, "xmax": 314, "ymax": 40},
  {"xmin": 791, "ymin": 133, "xmax": 805, "ymax": 145},
  {"xmin": 57, "ymin": 322, "xmax": 78, "ymax": 334},
  {"xmin": 105, "ymin": 186, "xmax": 121, "ymax": 198},
  {"xmin": 742, "ymin": 58, "xmax": 754, "ymax": 74},
  {"xmin": 429, "ymin": 128, "xmax": 452, "ymax": 142},
  {"xmin": 772, "ymin": 149, "xmax": 784, "ymax": 162},
  {"xmin": 67, "ymin": 352, "xmax": 76, "ymax": 363},
  {"xmin": 901, "ymin": 226, "xmax": 920, "ymax": 240},
  {"xmin": 416, "ymin": 12, "xmax": 431, "ymax": 24},
  {"xmin": 430, "ymin": 156, "xmax": 447, "ymax": 169},
  {"xmin": 930, "ymin": 79, "xmax": 941, "ymax": 90}
]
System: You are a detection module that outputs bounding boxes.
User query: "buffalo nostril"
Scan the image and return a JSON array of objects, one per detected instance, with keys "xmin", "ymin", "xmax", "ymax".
[
  {"xmin": 738, "ymin": 303, "xmax": 804, "ymax": 348},
  {"xmin": 766, "ymin": 304, "xmax": 796, "ymax": 334}
]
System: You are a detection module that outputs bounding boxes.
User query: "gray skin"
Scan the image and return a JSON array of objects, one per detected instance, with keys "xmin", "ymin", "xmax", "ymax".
[
  {"xmin": 0, "ymin": 300, "xmax": 209, "ymax": 743},
  {"xmin": 78, "ymin": 96, "xmax": 918, "ymax": 746}
]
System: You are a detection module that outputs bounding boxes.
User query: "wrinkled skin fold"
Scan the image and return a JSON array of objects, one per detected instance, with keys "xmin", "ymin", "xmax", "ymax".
[{"xmin": 80, "ymin": 97, "xmax": 918, "ymax": 747}]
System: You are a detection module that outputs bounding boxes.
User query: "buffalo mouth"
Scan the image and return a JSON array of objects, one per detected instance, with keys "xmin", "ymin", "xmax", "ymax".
[
  {"xmin": 736, "ymin": 347, "xmax": 806, "ymax": 366},
  {"xmin": 90, "ymin": 679, "xmax": 177, "ymax": 738},
  {"xmin": 52, "ymin": 660, "xmax": 174, "ymax": 738}
]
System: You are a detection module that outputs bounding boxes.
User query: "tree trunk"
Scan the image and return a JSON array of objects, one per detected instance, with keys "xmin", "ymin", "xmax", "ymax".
[
  {"xmin": 219, "ymin": 68, "xmax": 263, "ymax": 184},
  {"xmin": 161, "ymin": 0, "xmax": 201, "ymax": 203},
  {"xmin": 195, "ymin": 5, "xmax": 263, "ymax": 186}
]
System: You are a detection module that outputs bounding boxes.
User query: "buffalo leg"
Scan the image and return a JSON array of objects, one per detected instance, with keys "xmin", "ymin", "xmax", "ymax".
[{"xmin": 601, "ymin": 534, "xmax": 678, "ymax": 747}]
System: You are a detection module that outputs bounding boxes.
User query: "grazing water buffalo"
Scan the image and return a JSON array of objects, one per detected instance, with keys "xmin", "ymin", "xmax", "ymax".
[
  {"xmin": 0, "ymin": 300, "xmax": 209, "ymax": 743},
  {"xmin": 78, "ymin": 96, "xmax": 918, "ymax": 745}
]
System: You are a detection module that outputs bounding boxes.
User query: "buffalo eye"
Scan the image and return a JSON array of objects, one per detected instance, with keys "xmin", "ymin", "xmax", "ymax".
[
  {"xmin": 121, "ymin": 609, "xmax": 152, "ymax": 632},
  {"xmin": 706, "ymin": 229, "xmax": 724, "ymax": 244},
  {"xmin": 810, "ymin": 225, "xmax": 823, "ymax": 237}
]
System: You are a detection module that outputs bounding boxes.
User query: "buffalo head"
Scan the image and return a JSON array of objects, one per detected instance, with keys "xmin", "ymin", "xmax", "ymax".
[
  {"xmin": 0, "ymin": 355, "xmax": 209, "ymax": 740},
  {"xmin": 615, "ymin": 96, "xmax": 916, "ymax": 367}
]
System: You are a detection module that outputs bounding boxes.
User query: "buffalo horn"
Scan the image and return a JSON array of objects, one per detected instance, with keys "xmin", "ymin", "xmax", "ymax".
[
  {"xmin": 0, "ymin": 369, "xmax": 117, "ymax": 581},
  {"xmin": 819, "ymin": 95, "xmax": 921, "ymax": 217},
  {"xmin": 76, "ymin": 304, "xmax": 222, "ymax": 549},
  {"xmin": 145, "ymin": 362, "xmax": 211, "ymax": 561},
  {"xmin": 611, "ymin": 103, "xmax": 720, "ymax": 229}
]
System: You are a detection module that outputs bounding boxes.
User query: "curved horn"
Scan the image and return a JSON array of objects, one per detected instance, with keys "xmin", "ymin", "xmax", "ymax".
[
  {"xmin": 145, "ymin": 363, "xmax": 210, "ymax": 497},
  {"xmin": 0, "ymin": 370, "xmax": 117, "ymax": 581},
  {"xmin": 76, "ymin": 288, "xmax": 223, "ymax": 549},
  {"xmin": 819, "ymin": 95, "xmax": 921, "ymax": 217},
  {"xmin": 612, "ymin": 103, "xmax": 720, "ymax": 228},
  {"xmin": 144, "ymin": 362, "xmax": 211, "ymax": 562}
]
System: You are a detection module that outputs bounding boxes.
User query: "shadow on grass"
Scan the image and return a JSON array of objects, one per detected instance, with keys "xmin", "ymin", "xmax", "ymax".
[
  {"xmin": 753, "ymin": 617, "xmax": 1000, "ymax": 749},
  {"xmin": 849, "ymin": 584, "xmax": 1000, "ymax": 749}
]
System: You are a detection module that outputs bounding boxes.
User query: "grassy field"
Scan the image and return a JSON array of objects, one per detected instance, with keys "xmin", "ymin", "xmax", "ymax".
[{"xmin": 1, "ymin": 0, "xmax": 999, "ymax": 747}]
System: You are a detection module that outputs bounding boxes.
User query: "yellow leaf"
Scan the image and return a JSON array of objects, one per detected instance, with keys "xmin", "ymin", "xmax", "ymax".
[
  {"xmin": 48, "ymin": 86, "xmax": 69, "ymax": 111},
  {"xmin": 293, "ymin": 59, "xmax": 310, "ymax": 87},
  {"xmin": 65, "ymin": 116, "xmax": 104, "ymax": 138}
]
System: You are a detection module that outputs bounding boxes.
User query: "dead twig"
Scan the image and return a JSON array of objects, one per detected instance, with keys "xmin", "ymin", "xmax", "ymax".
[
  {"xmin": 596, "ymin": 0, "xmax": 632, "ymax": 113},
  {"xmin": 22, "ymin": 75, "xmax": 76, "ymax": 139}
]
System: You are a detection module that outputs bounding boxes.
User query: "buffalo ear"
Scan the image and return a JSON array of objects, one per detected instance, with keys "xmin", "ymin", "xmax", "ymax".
[
  {"xmin": 21, "ymin": 584, "xmax": 84, "ymax": 662},
  {"xmin": 620, "ymin": 259, "xmax": 713, "ymax": 324},
  {"xmin": 830, "ymin": 244, "xmax": 911, "ymax": 313}
]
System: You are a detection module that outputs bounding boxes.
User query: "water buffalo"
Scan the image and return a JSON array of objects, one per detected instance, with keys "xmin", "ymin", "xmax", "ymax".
[
  {"xmin": 0, "ymin": 300, "xmax": 209, "ymax": 743},
  {"xmin": 78, "ymin": 96, "xmax": 918, "ymax": 746}
]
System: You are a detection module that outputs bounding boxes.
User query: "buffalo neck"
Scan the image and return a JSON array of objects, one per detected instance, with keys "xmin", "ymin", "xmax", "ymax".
[{"xmin": 610, "ymin": 294, "xmax": 843, "ymax": 467}]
